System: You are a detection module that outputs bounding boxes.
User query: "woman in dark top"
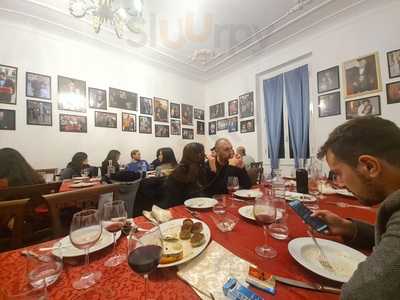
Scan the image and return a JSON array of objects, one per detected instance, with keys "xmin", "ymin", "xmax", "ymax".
[
  {"xmin": 60, "ymin": 152, "xmax": 88, "ymax": 180},
  {"xmin": 150, "ymin": 149, "xmax": 162, "ymax": 170},
  {"xmin": 101, "ymin": 150, "xmax": 121, "ymax": 176},
  {"xmin": 159, "ymin": 147, "xmax": 178, "ymax": 171}
]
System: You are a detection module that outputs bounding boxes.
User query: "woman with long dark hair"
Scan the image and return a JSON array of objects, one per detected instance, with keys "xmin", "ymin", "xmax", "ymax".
[
  {"xmin": 158, "ymin": 147, "xmax": 178, "ymax": 174},
  {"xmin": 60, "ymin": 152, "xmax": 88, "ymax": 179},
  {"xmin": 101, "ymin": 150, "xmax": 121, "ymax": 176}
]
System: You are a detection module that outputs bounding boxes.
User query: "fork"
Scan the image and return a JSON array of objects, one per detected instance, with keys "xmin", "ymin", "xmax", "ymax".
[
  {"xmin": 326, "ymin": 201, "xmax": 372, "ymax": 210},
  {"xmin": 308, "ymin": 231, "xmax": 336, "ymax": 274}
]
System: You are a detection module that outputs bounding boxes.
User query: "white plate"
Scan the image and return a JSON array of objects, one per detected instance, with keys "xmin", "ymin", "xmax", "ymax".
[
  {"xmin": 234, "ymin": 189, "xmax": 263, "ymax": 199},
  {"xmin": 184, "ymin": 197, "xmax": 218, "ymax": 209},
  {"xmin": 71, "ymin": 176, "xmax": 89, "ymax": 180},
  {"xmin": 284, "ymin": 191, "xmax": 317, "ymax": 203},
  {"xmin": 70, "ymin": 182, "xmax": 97, "ymax": 188},
  {"xmin": 158, "ymin": 218, "xmax": 211, "ymax": 268},
  {"xmin": 288, "ymin": 237, "xmax": 366, "ymax": 282},
  {"xmin": 53, "ymin": 230, "xmax": 121, "ymax": 258},
  {"xmin": 238, "ymin": 205, "xmax": 283, "ymax": 221}
]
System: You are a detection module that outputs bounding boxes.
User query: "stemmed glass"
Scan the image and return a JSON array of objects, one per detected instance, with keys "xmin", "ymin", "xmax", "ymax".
[
  {"xmin": 82, "ymin": 167, "xmax": 90, "ymax": 178},
  {"xmin": 128, "ymin": 221, "xmax": 163, "ymax": 300},
  {"xmin": 69, "ymin": 209, "xmax": 102, "ymax": 290},
  {"xmin": 253, "ymin": 196, "xmax": 277, "ymax": 258},
  {"xmin": 102, "ymin": 200, "xmax": 127, "ymax": 267},
  {"xmin": 227, "ymin": 176, "xmax": 239, "ymax": 195}
]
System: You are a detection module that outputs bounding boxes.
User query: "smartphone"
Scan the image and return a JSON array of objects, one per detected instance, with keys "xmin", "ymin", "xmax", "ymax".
[{"xmin": 288, "ymin": 200, "xmax": 329, "ymax": 233}]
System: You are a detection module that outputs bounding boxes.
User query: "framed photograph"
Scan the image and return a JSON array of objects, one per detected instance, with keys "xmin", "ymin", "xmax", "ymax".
[
  {"xmin": 386, "ymin": 81, "xmax": 400, "ymax": 104},
  {"xmin": 170, "ymin": 102, "xmax": 180, "ymax": 119},
  {"xmin": 154, "ymin": 97, "xmax": 169, "ymax": 122},
  {"xmin": 345, "ymin": 95, "xmax": 381, "ymax": 120},
  {"xmin": 209, "ymin": 103, "xmax": 224, "ymax": 119},
  {"xmin": 0, "ymin": 64, "xmax": 17, "ymax": 104},
  {"xmin": 58, "ymin": 75, "xmax": 86, "ymax": 112},
  {"xmin": 240, "ymin": 119, "xmax": 255, "ymax": 133},
  {"xmin": 26, "ymin": 72, "xmax": 51, "ymax": 100},
  {"xmin": 122, "ymin": 112, "xmax": 136, "ymax": 132},
  {"xmin": 228, "ymin": 99, "xmax": 238, "ymax": 116},
  {"xmin": 182, "ymin": 104, "xmax": 193, "ymax": 126},
  {"xmin": 317, "ymin": 66, "xmax": 340, "ymax": 94},
  {"xmin": 0, "ymin": 109, "xmax": 16, "ymax": 130},
  {"xmin": 59, "ymin": 114, "xmax": 87, "ymax": 133},
  {"xmin": 197, "ymin": 121, "xmax": 205, "ymax": 135},
  {"xmin": 182, "ymin": 128, "xmax": 194, "ymax": 140},
  {"xmin": 140, "ymin": 96, "xmax": 153, "ymax": 115},
  {"xmin": 95, "ymin": 111, "xmax": 117, "ymax": 128},
  {"xmin": 239, "ymin": 92, "xmax": 254, "ymax": 118},
  {"xmin": 171, "ymin": 119, "xmax": 181, "ymax": 135},
  {"xmin": 194, "ymin": 108, "xmax": 204, "ymax": 120},
  {"xmin": 318, "ymin": 91, "xmax": 341, "ymax": 118},
  {"xmin": 155, "ymin": 124, "xmax": 170, "ymax": 137},
  {"xmin": 26, "ymin": 100, "xmax": 52, "ymax": 126},
  {"xmin": 228, "ymin": 116, "xmax": 238, "ymax": 132},
  {"xmin": 88, "ymin": 87, "xmax": 107, "ymax": 110},
  {"xmin": 209, "ymin": 121, "xmax": 216, "ymax": 135},
  {"xmin": 387, "ymin": 49, "xmax": 400, "ymax": 79},
  {"xmin": 139, "ymin": 115, "xmax": 152, "ymax": 134},
  {"xmin": 217, "ymin": 118, "xmax": 228, "ymax": 131},
  {"xmin": 109, "ymin": 87, "xmax": 137, "ymax": 111},
  {"xmin": 343, "ymin": 52, "xmax": 382, "ymax": 99}
]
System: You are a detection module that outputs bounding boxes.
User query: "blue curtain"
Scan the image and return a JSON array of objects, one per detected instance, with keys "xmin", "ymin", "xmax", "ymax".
[
  {"xmin": 284, "ymin": 65, "xmax": 310, "ymax": 168},
  {"xmin": 263, "ymin": 74, "xmax": 284, "ymax": 169}
]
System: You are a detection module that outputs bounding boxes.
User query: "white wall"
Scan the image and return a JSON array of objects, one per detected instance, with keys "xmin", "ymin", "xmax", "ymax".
[
  {"xmin": 204, "ymin": 1, "xmax": 400, "ymax": 172},
  {"xmin": 0, "ymin": 21, "xmax": 206, "ymax": 169}
]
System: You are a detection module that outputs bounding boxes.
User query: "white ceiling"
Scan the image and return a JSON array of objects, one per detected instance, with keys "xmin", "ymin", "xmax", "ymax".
[{"xmin": 0, "ymin": 0, "xmax": 377, "ymax": 80}]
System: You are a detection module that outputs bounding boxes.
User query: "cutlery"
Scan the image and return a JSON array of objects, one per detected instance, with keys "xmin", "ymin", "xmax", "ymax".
[
  {"xmin": 326, "ymin": 201, "xmax": 371, "ymax": 210},
  {"xmin": 307, "ymin": 231, "xmax": 336, "ymax": 274},
  {"xmin": 185, "ymin": 208, "xmax": 202, "ymax": 219},
  {"xmin": 274, "ymin": 275, "xmax": 341, "ymax": 294},
  {"xmin": 179, "ymin": 276, "xmax": 215, "ymax": 299}
]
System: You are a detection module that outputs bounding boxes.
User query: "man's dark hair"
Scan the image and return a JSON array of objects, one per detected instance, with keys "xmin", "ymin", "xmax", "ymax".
[{"xmin": 317, "ymin": 116, "xmax": 400, "ymax": 167}]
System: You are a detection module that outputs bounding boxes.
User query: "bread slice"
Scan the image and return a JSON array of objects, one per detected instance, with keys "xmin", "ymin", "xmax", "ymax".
[{"xmin": 159, "ymin": 241, "xmax": 183, "ymax": 264}]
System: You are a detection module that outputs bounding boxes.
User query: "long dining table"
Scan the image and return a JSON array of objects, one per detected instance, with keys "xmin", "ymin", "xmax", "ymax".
[{"xmin": 0, "ymin": 187, "xmax": 376, "ymax": 299}]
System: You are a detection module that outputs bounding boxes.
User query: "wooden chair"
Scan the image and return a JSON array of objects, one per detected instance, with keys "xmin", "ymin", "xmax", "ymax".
[
  {"xmin": 0, "ymin": 198, "xmax": 29, "ymax": 251},
  {"xmin": 0, "ymin": 182, "xmax": 62, "ymax": 201},
  {"xmin": 249, "ymin": 162, "xmax": 264, "ymax": 185},
  {"xmin": 44, "ymin": 183, "xmax": 120, "ymax": 238}
]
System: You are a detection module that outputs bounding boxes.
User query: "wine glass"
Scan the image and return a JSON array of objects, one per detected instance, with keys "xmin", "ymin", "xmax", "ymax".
[
  {"xmin": 227, "ymin": 176, "xmax": 239, "ymax": 195},
  {"xmin": 82, "ymin": 168, "xmax": 90, "ymax": 178},
  {"xmin": 102, "ymin": 200, "xmax": 127, "ymax": 267},
  {"xmin": 69, "ymin": 209, "xmax": 102, "ymax": 290},
  {"xmin": 253, "ymin": 196, "xmax": 277, "ymax": 258},
  {"xmin": 128, "ymin": 221, "xmax": 163, "ymax": 300}
]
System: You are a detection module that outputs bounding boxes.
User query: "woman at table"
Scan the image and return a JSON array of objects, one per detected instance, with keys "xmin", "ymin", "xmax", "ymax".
[
  {"xmin": 150, "ymin": 148, "xmax": 162, "ymax": 170},
  {"xmin": 101, "ymin": 150, "xmax": 121, "ymax": 177},
  {"xmin": 162, "ymin": 143, "xmax": 207, "ymax": 208},
  {"xmin": 158, "ymin": 147, "xmax": 178, "ymax": 175},
  {"xmin": 59, "ymin": 152, "xmax": 89, "ymax": 180}
]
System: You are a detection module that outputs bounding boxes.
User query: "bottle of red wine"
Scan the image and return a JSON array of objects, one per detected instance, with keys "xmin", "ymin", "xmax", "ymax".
[{"xmin": 296, "ymin": 168, "xmax": 309, "ymax": 194}]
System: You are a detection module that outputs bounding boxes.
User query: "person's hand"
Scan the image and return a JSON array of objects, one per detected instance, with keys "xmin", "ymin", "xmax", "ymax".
[
  {"xmin": 311, "ymin": 210, "xmax": 355, "ymax": 239},
  {"xmin": 207, "ymin": 155, "xmax": 217, "ymax": 173},
  {"xmin": 229, "ymin": 154, "xmax": 244, "ymax": 168}
]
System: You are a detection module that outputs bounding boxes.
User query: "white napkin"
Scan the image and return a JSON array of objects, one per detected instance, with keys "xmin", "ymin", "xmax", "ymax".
[
  {"xmin": 142, "ymin": 205, "xmax": 172, "ymax": 223},
  {"xmin": 177, "ymin": 241, "xmax": 250, "ymax": 300}
]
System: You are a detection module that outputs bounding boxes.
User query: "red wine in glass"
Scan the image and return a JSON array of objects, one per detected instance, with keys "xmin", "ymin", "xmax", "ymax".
[
  {"xmin": 128, "ymin": 245, "xmax": 162, "ymax": 274},
  {"xmin": 105, "ymin": 222, "xmax": 124, "ymax": 233}
]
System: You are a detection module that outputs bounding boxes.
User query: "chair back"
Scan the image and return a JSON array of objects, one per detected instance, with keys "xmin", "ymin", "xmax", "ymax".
[
  {"xmin": 43, "ymin": 183, "xmax": 120, "ymax": 238},
  {"xmin": 109, "ymin": 179, "xmax": 142, "ymax": 217},
  {"xmin": 249, "ymin": 162, "xmax": 264, "ymax": 185},
  {"xmin": 0, "ymin": 198, "xmax": 29, "ymax": 250},
  {"xmin": 0, "ymin": 182, "xmax": 62, "ymax": 202}
]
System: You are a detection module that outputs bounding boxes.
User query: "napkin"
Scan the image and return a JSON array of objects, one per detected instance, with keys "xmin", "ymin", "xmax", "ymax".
[
  {"xmin": 177, "ymin": 241, "xmax": 251, "ymax": 300},
  {"xmin": 142, "ymin": 205, "xmax": 172, "ymax": 223}
]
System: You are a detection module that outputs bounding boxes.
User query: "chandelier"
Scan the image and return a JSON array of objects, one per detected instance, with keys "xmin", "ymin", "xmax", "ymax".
[{"xmin": 69, "ymin": 0, "xmax": 145, "ymax": 38}]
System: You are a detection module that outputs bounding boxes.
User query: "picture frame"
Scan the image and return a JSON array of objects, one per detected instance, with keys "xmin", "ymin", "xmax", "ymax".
[
  {"xmin": 0, "ymin": 64, "xmax": 17, "ymax": 104},
  {"xmin": 0, "ymin": 109, "xmax": 16, "ymax": 130},
  {"xmin": 197, "ymin": 121, "xmax": 205, "ymax": 135},
  {"xmin": 154, "ymin": 97, "xmax": 169, "ymax": 122},
  {"xmin": 88, "ymin": 87, "xmax": 107, "ymax": 110},
  {"xmin": 228, "ymin": 116, "xmax": 238, "ymax": 132},
  {"xmin": 95, "ymin": 111, "xmax": 117, "ymax": 128},
  {"xmin": 26, "ymin": 72, "xmax": 51, "ymax": 100},
  {"xmin": 181, "ymin": 104, "xmax": 193, "ymax": 126},
  {"xmin": 182, "ymin": 128, "xmax": 194, "ymax": 140},
  {"xmin": 387, "ymin": 49, "xmax": 400, "ymax": 79},
  {"xmin": 194, "ymin": 108, "xmax": 205, "ymax": 120},
  {"xmin": 58, "ymin": 75, "xmax": 87, "ymax": 112},
  {"xmin": 317, "ymin": 66, "xmax": 340, "ymax": 94},
  {"xmin": 59, "ymin": 114, "xmax": 87, "ymax": 133},
  {"xmin": 386, "ymin": 81, "xmax": 400, "ymax": 104},
  {"xmin": 171, "ymin": 119, "xmax": 181, "ymax": 135},
  {"xmin": 26, "ymin": 100, "xmax": 52, "ymax": 126},
  {"xmin": 122, "ymin": 112, "xmax": 136, "ymax": 132},
  {"xmin": 240, "ymin": 119, "xmax": 255, "ymax": 133},
  {"xmin": 140, "ymin": 96, "xmax": 153, "ymax": 115},
  {"xmin": 209, "ymin": 102, "xmax": 224, "ymax": 119},
  {"xmin": 318, "ymin": 91, "xmax": 341, "ymax": 118},
  {"xmin": 170, "ymin": 102, "xmax": 180, "ymax": 119},
  {"xmin": 345, "ymin": 95, "xmax": 381, "ymax": 120},
  {"xmin": 155, "ymin": 124, "xmax": 170, "ymax": 137},
  {"xmin": 209, "ymin": 121, "xmax": 216, "ymax": 135},
  {"xmin": 139, "ymin": 115, "xmax": 152, "ymax": 134},
  {"xmin": 239, "ymin": 92, "xmax": 254, "ymax": 118},
  {"xmin": 109, "ymin": 87, "xmax": 137, "ymax": 111},
  {"xmin": 228, "ymin": 99, "xmax": 238, "ymax": 116},
  {"xmin": 343, "ymin": 52, "xmax": 382, "ymax": 99},
  {"xmin": 217, "ymin": 119, "xmax": 228, "ymax": 131}
]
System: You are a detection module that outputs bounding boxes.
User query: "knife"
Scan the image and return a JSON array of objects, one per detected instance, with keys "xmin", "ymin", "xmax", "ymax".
[{"xmin": 274, "ymin": 275, "xmax": 341, "ymax": 294}]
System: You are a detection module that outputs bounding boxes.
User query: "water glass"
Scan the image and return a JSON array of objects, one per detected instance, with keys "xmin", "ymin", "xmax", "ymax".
[
  {"xmin": 82, "ymin": 168, "xmax": 90, "ymax": 178},
  {"xmin": 210, "ymin": 212, "xmax": 239, "ymax": 232},
  {"xmin": 213, "ymin": 194, "xmax": 228, "ymax": 213},
  {"xmin": 269, "ymin": 198, "xmax": 289, "ymax": 240},
  {"xmin": 227, "ymin": 176, "xmax": 239, "ymax": 195}
]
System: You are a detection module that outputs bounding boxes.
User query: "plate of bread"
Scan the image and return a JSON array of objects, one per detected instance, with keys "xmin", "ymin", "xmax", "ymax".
[{"xmin": 158, "ymin": 218, "xmax": 211, "ymax": 268}]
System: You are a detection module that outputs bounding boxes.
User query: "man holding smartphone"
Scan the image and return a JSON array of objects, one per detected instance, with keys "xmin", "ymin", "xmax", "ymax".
[{"xmin": 314, "ymin": 116, "xmax": 400, "ymax": 299}]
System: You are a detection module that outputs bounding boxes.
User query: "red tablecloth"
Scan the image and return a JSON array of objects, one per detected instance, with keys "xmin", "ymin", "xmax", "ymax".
[{"xmin": 0, "ymin": 189, "xmax": 376, "ymax": 299}]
